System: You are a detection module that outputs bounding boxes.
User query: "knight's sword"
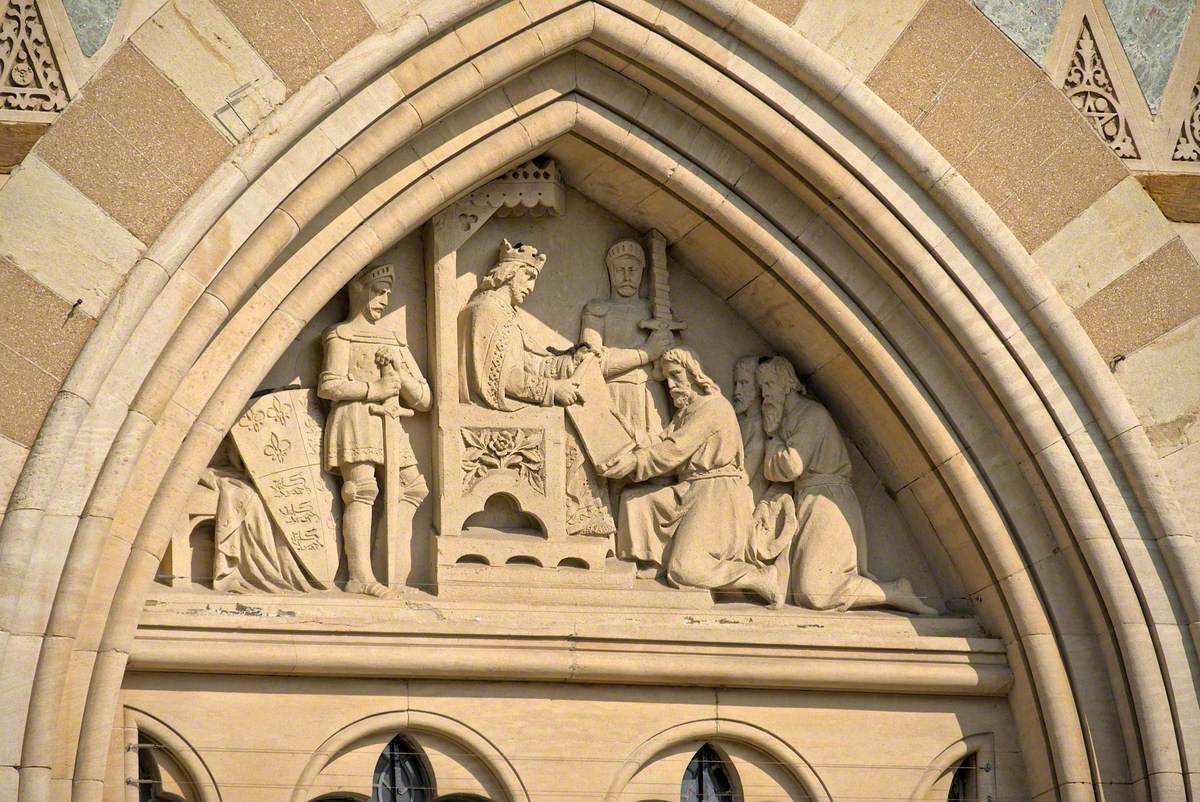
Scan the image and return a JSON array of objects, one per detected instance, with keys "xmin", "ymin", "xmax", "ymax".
[{"xmin": 639, "ymin": 229, "xmax": 687, "ymax": 334}]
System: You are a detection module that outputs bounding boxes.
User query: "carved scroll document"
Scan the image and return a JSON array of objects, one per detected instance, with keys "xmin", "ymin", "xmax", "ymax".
[
  {"xmin": 565, "ymin": 357, "xmax": 636, "ymax": 466},
  {"xmin": 230, "ymin": 389, "xmax": 340, "ymax": 587}
]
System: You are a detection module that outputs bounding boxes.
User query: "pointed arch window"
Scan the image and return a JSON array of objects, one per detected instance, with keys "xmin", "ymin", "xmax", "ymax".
[
  {"xmin": 681, "ymin": 743, "xmax": 736, "ymax": 802},
  {"xmin": 947, "ymin": 754, "xmax": 976, "ymax": 802},
  {"xmin": 371, "ymin": 735, "xmax": 433, "ymax": 802}
]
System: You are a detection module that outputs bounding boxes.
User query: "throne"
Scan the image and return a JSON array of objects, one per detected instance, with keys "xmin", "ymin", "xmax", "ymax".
[{"xmin": 426, "ymin": 161, "xmax": 612, "ymax": 587}]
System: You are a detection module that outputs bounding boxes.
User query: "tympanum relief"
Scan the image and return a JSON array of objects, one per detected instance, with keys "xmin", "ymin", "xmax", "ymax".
[{"xmin": 164, "ymin": 159, "xmax": 940, "ymax": 616}]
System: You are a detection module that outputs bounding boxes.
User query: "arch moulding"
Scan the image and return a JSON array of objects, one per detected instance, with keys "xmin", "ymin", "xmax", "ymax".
[{"xmin": 0, "ymin": 3, "xmax": 1196, "ymax": 802}]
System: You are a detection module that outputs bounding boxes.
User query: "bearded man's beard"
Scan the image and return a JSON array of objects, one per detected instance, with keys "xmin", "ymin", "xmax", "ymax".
[
  {"xmin": 670, "ymin": 388, "xmax": 692, "ymax": 409},
  {"xmin": 761, "ymin": 392, "xmax": 784, "ymax": 433}
]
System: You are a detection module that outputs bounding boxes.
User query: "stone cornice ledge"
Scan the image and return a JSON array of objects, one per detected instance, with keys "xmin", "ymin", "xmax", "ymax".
[{"xmin": 130, "ymin": 595, "xmax": 1011, "ymax": 697}]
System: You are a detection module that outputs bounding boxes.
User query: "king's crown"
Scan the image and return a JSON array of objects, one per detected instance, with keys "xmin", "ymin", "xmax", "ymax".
[{"xmin": 498, "ymin": 239, "xmax": 547, "ymax": 272}]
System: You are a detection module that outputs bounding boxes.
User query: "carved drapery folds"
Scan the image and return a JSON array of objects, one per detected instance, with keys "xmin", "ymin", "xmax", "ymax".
[
  {"xmin": 1174, "ymin": 80, "xmax": 1200, "ymax": 162},
  {"xmin": 1, "ymin": 0, "xmax": 67, "ymax": 112},
  {"xmin": 166, "ymin": 157, "xmax": 938, "ymax": 615},
  {"xmin": 1064, "ymin": 19, "xmax": 1139, "ymax": 160}
]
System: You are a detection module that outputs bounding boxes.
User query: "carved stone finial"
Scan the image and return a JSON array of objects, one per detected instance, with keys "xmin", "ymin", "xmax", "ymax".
[
  {"xmin": 1063, "ymin": 18, "xmax": 1140, "ymax": 160},
  {"xmin": 1, "ymin": 0, "xmax": 68, "ymax": 113}
]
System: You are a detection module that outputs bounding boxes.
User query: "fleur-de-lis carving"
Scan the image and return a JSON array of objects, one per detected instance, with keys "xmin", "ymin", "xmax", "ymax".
[
  {"xmin": 238, "ymin": 408, "xmax": 267, "ymax": 433},
  {"xmin": 266, "ymin": 396, "xmax": 291, "ymax": 425},
  {"xmin": 263, "ymin": 431, "xmax": 291, "ymax": 464}
]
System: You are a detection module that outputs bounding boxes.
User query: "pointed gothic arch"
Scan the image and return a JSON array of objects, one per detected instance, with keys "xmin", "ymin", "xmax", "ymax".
[{"xmin": 0, "ymin": 3, "xmax": 1196, "ymax": 802}]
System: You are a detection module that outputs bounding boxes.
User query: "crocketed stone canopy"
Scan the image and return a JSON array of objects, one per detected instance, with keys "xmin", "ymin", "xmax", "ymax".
[{"xmin": 0, "ymin": 3, "xmax": 1197, "ymax": 802}]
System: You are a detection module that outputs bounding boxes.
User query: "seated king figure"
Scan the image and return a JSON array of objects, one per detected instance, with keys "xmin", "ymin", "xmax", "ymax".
[
  {"xmin": 460, "ymin": 239, "xmax": 614, "ymax": 536},
  {"xmin": 460, "ymin": 239, "xmax": 584, "ymax": 410}
]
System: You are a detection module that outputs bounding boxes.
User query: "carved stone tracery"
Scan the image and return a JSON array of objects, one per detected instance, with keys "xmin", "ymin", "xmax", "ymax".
[
  {"xmin": 1064, "ymin": 19, "xmax": 1139, "ymax": 160},
  {"xmin": 1174, "ymin": 79, "xmax": 1200, "ymax": 162},
  {"xmin": 1, "ymin": 0, "xmax": 67, "ymax": 112}
]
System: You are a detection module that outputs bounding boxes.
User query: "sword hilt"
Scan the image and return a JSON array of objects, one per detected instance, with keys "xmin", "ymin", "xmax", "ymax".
[
  {"xmin": 639, "ymin": 317, "xmax": 687, "ymax": 332},
  {"xmin": 369, "ymin": 399, "xmax": 415, "ymax": 418}
]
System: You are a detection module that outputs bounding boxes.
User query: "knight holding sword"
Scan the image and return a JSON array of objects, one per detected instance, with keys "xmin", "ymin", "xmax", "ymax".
[
  {"xmin": 319, "ymin": 261, "xmax": 431, "ymax": 599},
  {"xmin": 579, "ymin": 230, "xmax": 681, "ymax": 447}
]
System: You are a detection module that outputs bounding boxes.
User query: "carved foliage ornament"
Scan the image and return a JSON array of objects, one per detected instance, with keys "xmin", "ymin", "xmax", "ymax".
[
  {"xmin": 1, "ymin": 0, "xmax": 67, "ymax": 112},
  {"xmin": 1064, "ymin": 19, "xmax": 1140, "ymax": 159},
  {"xmin": 1174, "ymin": 80, "xmax": 1200, "ymax": 162},
  {"xmin": 462, "ymin": 427, "xmax": 546, "ymax": 493}
]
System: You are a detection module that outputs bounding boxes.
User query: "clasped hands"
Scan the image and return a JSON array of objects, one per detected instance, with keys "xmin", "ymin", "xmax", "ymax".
[{"xmin": 366, "ymin": 349, "xmax": 421, "ymax": 403}]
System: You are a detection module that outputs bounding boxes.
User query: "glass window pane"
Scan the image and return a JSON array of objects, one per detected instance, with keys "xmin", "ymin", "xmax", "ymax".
[
  {"xmin": 371, "ymin": 735, "xmax": 433, "ymax": 802},
  {"xmin": 681, "ymin": 744, "xmax": 735, "ymax": 802}
]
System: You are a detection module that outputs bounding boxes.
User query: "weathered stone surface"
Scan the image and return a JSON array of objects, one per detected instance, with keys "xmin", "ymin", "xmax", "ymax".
[
  {"xmin": 211, "ymin": 0, "xmax": 376, "ymax": 93},
  {"xmin": 1034, "ymin": 175, "xmax": 1175, "ymax": 308},
  {"xmin": 1114, "ymin": 315, "xmax": 1200, "ymax": 457},
  {"xmin": 0, "ymin": 342, "xmax": 60, "ymax": 446},
  {"xmin": 0, "ymin": 155, "xmax": 144, "ymax": 316},
  {"xmin": 791, "ymin": 0, "xmax": 926, "ymax": 80},
  {"xmin": 1138, "ymin": 173, "xmax": 1200, "ymax": 224},
  {"xmin": 132, "ymin": 0, "xmax": 288, "ymax": 144},
  {"xmin": 0, "ymin": 253, "xmax": 94, "ymax": 379},
  {"xmin": 0, "ymin": 121, "xmax": 46, "ymax": 173},
  {"xmin": 37, "ymin": 45, "xmax": 231, "ymax": 242},
  {"xmin": 0, "ymin": 433, "xmax": 27, "ymax": 511},
  {"xmin": 974, "ymin": 0, "xmax": 1063, "ymax": 64},
  {"xmin": 868, "ymin": 0, "xmax": 1128, "ymax": 250},
  {"xmin": 1075, "ymin": 237, "xmax": 1200, "ymax": 362}
]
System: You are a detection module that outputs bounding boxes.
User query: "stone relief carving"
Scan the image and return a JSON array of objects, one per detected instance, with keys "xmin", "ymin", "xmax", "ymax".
[
  {"xmin": 1064, "ymin": 19, "xmax": 1140, "ymax": 159},
  {"xmin": 598, "ymin": 347, "xmax": 790, "ymax": 606},
  {"xmin": 755, "ymin": 356, "xmax": 937, "ymax": 615},
  {"xmin": 168, "ymin": 159, "xmax": 941, "ymax": 615},
  {"xmin": 459, "ymin": 238, "xmax": 617, "ymax": 538},
  {"xmin": 1173, "ymin": 79, "xmax": 1200, "ymax": 162},
  {"xmin": 228, "ymin": 389, "xmax": 339, "ymax": 584},
  {"xmin": 1, "ymin": 0, "xmax": 67, "ymax": 112},
  {"xmin": 734, "ymin": 355, "xmax": 771, "ymax": 505},
  {"xmin": 461, "ymin": 427, "xmax": 545, "ymax": 494},
  {"xmin": 460, "ymin": 239, "xmax": 588, "ymax": 410},
  {"xmin": 318, "ymin": 261, "xmax": 431, "ymax": 599},
  {"xmin": 579, "ymin": 236, "xmax": 673, "ymax": 448}
]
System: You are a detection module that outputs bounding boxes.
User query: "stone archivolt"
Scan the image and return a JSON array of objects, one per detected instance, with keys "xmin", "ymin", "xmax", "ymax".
[
  {"xmin": 6, "ymin": 3, "xmax": 1199, "ymax": 802},
  {"xmin": 0, "ymin": 0, "xmax": 66, "ymax": 112},
  {"xmin": 1064, "ymin": 18, "xmax": 1140, "ymax": 159}
]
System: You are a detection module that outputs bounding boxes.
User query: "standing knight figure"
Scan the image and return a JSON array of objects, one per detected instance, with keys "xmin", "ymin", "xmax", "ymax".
[
  {"xmin": 579, "ymin": 238, "xmax": 673, "ymax": 445},
  {"xmin": 319, "ymin": 261, "xmax": 431, "ymax": 599}
]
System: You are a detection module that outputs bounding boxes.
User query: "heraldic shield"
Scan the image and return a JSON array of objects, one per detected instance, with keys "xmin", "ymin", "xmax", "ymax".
[{"xmin": 230, "ymin": 389, "xmax": 341, "ymax": 588}]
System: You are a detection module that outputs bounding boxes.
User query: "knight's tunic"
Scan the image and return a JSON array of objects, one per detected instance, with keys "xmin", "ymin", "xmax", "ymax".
[
  {"xmin": 318, "ymin": 324, "xmax": 430, "ymax": 472},
  {"xmin": 580, "ymin": 297, "xmax": 669, "ymax": 444}
]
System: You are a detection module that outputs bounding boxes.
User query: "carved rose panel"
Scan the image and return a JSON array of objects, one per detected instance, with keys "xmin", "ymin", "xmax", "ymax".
[{"xmin": 461, "ymin": 427, "xmax": 546, "ymax": 494}]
